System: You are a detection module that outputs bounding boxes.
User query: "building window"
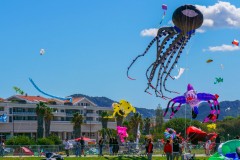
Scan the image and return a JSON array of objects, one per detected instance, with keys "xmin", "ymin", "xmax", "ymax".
[
  {"xmin": 61, "ymin": 117, "xmax": 65, "ymax": 121},
  {"xmin": 86, "ymin": 110, "xmax": 93, "ymax": 113},
  {"xmin": 27, "ymin": 108, "xmax": 36, "ymax": 113},
  {"xmin": 9, "ymin": 116, "xmax": 12, "ymax": 122},
  {"xmin": 9, "ymin": 108, "xmax": 12, "ymax": 114},
  {"xmin": 66, "ymin": 117, "xmax": 72, "ymax": 121},
  {"xmin": 0, "ymin": 107, "xmax": 4, "ymax": 111},
  {"xmin": 86, "ymin": 117, "xmax": 93, "ymax": 121},
  {"xmin": 61, "ymin": 110, "xmax": 64, "ymax": 113}
]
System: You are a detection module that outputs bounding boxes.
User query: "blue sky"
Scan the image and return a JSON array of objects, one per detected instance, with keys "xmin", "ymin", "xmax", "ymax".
[{"xmin": 1, "ymin": 0, "xmax": 240, "ymax": 109}]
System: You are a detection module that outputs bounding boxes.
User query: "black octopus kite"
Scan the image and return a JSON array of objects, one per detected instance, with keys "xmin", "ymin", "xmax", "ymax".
[{"xmin": 127, "ymin": 5, "xmax": 204, "ymax": 99}]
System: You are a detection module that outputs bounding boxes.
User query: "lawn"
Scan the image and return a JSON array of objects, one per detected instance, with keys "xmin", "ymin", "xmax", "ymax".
[{"xmin": 1, "ymin": 156, "xmax": 208, "ymax": 160}]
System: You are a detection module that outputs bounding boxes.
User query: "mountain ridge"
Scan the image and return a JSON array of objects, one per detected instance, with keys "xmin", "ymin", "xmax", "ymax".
[{"xmin": 71, "ymin": 94, "xmax": 240, "ymax": 119}]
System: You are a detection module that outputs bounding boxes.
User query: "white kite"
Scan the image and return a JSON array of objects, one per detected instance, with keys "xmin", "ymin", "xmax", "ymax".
[
  {"xmin": 174, "ymin": 68, "xmax": 185, "ymax": 80},
  {"xmin": 225, "ymin": 107, "xmax": 230, "ymax": 112},
  {"xmin": 40, "ymin": 49, "xmax": 45, "ymax": 55},
  {"xmin": 220, "ymin": 64, "xmax": 224, "ymax": 70}
]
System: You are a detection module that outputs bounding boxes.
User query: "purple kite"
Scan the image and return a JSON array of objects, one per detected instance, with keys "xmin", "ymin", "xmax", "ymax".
[
  {"xmin": 163, "ymin": 84, "xmax": 220, "ymax": 123},
  {"xmin": 162, "ymin": 4, "xmax": 167, "ymax": 10}
]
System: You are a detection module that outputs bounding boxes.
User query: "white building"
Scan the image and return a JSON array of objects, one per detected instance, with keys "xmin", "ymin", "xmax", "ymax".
[{"xmin": 0, "ymin": 95, "xmax": 116, "ymax": 140}]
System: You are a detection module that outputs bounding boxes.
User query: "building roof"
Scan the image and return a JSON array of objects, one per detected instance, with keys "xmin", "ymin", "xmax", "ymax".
[
  {"xmin": 6, "ymin": 95, "xmax": 98, "ymax": 107},
  {"xmin": 7, "ymin": 95, "xmax": 49, "ymax": 103},
  {"xmin": 0, "ymin": 98, "xmax": 4, "ymax": 102},
  {"xmin": 72, "ymin": 97, "xmax": 84, "ymax": 104},
  {"xmin": 72, "ymin": 97, "xmax": 97, "ymax": 106}
]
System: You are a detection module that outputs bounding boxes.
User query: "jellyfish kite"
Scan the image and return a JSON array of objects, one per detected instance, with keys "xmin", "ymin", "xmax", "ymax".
[
  {"xmin": 163, "ymin": 84, "xmax": 220, "ymax": 123},
  {"xmin": 127, "ymin": 5, "xmax": 204, "ymax": 99}
]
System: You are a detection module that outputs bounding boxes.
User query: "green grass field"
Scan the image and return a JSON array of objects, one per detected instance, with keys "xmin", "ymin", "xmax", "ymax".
[{"xmin": 0, "ymin": 156, "xmax": 208, "ymax": 160}]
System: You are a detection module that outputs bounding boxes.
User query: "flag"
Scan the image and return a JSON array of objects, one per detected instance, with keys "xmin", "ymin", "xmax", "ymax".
[{"xmin": 0, "ymin": 114, "xmax": 7, "ymax": 122}]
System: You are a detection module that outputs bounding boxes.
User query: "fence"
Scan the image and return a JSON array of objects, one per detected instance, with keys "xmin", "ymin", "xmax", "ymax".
[{"xmin": 1, "ymin": 142, "xmax": 217, "ymax": 157}]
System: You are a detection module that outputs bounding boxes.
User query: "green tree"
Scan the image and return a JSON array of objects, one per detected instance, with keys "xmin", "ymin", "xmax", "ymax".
[
  {"xmin": 44, "ymin": 107, "xmax": 53, "ymax": 137},
  {"xmin": 6, "ymin": 136, "xmax": 35, "ymax": 145},
  {"xmin": 71, "ymin": 112, "xmax": 83, "ymax": 138},
  {"xmin": 115, "ymin": 110, "xmax": 124, "ymax": 126},
  {"xmin": 164, "ymin": 118, "xmax": 207, "ymax": 138},
  {"xmin": 155, "ymin": 105, "xmax": 164, "ymax": 131},
  {"xmin": 36, "ymin": 102, "xmax": 47, "ymax": 138},
  {"xmin": 100, "ymin": 111, "xmax": 110, "ymax": 140},
  {"xmin": 47, "ymin": 134, "xmax": 62, "ymax": 145},
  {"xmin": 37, "ymin": 138, "xmax": 54, "ymax": 145},
  {"xmin": 143, "ymin": 117, "xmax": 151, "ymax": 135},
  {"xmin": 129, "ymin": 112, "xmax": 143, "ymax": 140}
]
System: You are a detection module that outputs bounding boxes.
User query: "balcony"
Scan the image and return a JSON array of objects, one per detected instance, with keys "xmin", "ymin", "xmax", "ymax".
[
  {"xmin": 53, "ymin": 112, "xmax": 66, "ymax": 116},
  {"xmin": 13, "ymin": 112, "xmax": 36, "ymax": 115},
  {"xmin": 86, "ymin": 113, "xmax": 99, "ymax": 117},
  {"xmin": 85, "ymin": 121, "xmax": 101, "ymax": 124}
]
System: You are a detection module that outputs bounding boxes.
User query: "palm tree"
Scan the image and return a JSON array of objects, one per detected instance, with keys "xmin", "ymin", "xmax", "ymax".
[
  {"xmin": 36, "ymin": 102, "xmax": 47, "ymax": 138},
  {"xmin": 44, "ymin": 107, "xmax": 53, "ymax": 137},
  {"xmin": 100, "ymin": 111, "xmax": 110, "ymax": 140},
  {"xmin": 129, "ymin": 112, "xmax": 143, "ymax": 140},
  {"xmin": 71, "ymin": 113, "xmax": 83, "ymax": 138},
  {"xmin": 143, "ymin": 117, "xmax": 151, "ymax": 135},
  {"xmin": 115, "ymin": 110, "xmax": 124, "ymax": 126}
]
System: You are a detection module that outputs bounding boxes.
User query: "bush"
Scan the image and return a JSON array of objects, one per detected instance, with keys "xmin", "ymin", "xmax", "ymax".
[
  {"xmin": 37, "ymin": 138, "xmax": 54, "ymax": 145},
  {"xmin": 6, "ymin": 136, "xmax": 35, "ymax": 145},
  {"xmin": 47, "ymin": 134, "xmax": 62, "ymax": 145}
]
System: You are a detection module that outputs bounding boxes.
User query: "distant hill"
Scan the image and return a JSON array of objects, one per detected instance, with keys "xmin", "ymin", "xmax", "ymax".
[
  {"xmin": 71, "ymin": 93, "xmax": 156, "ymax": 118},
  {"xmin": 71, "ymin": 94, "xmax": 240, "ymax": 120}
]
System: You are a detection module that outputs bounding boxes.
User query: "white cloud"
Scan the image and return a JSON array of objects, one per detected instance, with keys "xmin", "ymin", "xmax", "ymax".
[
  {"xmin": 196, "ymin": 1, "xmax": 240, "ymax": 28},
  {"xmin": 196, "ymin": 29, "xmax": 205, "ymax": 33},
  {"xmin": 208, "ymin": 44, "xmax": 240, "ymax": 52},
  {"xmin": 140, "ymin": 28, "xmax": 158, "ymax": 37}
]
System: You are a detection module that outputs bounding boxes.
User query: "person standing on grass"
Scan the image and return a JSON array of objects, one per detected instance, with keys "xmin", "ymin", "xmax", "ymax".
[
  {"xmin": 63, "ymin": 139, "xmax": 70, "ymax": 157},
  {"xmin": 98, "ymin": 137, "xmax": 104, "ymax": 156},
  {"xmin": 164, "ymin": 139, "xmax": 173, "ymax": 160},
  {"xmin": 80, "ymin": 137, "xmax": 85, "ymax": 157},
  {"xmin": 75, "ymin": 139, "xmax": 81, "ymax": 157},
  {"xmin": 0, "ymin": 140, "xmax": 5, "ymax": 157},
  {"xmin": 147, "ymin": 138, "xmax": 153, "ymax": 160},
  {"xmin": 109, "ymin": 138, "xmax": 113, "ymax": 155},
  {"xmin": 172, "ymin": 138, "xmax": 180, "ymax": 160}
]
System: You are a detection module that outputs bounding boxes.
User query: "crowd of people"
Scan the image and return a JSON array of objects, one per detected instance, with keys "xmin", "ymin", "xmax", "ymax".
[{"xmin": 62, "ymin": 134, "xmax": 240, "ymax": 160}]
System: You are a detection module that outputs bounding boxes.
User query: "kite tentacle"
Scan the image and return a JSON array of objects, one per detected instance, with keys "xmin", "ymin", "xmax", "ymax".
[
  {"xmin": 127, "ymin": 27, "xmax": 170, "ymax": 80},
  {"xmin": 164, "ymin": 95, "xmax": 185, "ymax": 118},
  {"xmin": 154, "ymin": 35, "xmax": 182, "ymax": 98},
  {"xmin": 163, "ymin": 35, "xmax": 190, "ymax": 94},
  {"xmin": 197, "ymin": 93, "xmax": 220, "ymax": 123},
  {"xmin": 157, "ymin": 34, "xmax": 183, "ymax": 97},
  {"xmin": 147, "ymin": 30, "xmax": 176, "ymax": 83},
  {"xmin": 144, "ymin": 30, "xmax": 175, "ymax": 97}
]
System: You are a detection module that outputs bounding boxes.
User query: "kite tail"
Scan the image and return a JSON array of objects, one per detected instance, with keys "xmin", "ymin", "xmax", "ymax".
[{"xmin": 29, "ymin": 78, "xmax": 72, "ymax": 102}]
